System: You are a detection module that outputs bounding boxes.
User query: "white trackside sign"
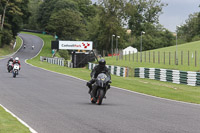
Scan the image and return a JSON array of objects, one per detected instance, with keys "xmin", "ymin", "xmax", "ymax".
[{"xmin": 59, "ymin": 41, "xmax": 93, "ymax": 50}]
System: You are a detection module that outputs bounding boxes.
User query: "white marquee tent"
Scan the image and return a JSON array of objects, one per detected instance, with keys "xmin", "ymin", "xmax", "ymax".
[{"xmin": 123, "ymin": 46, "xmax": 138, "ymax": 55}]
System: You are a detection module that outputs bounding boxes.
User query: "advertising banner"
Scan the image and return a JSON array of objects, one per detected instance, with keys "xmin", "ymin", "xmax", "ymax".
[{"xmin": 59, "ymin": 41, "xmax": 93, "ymax": 50}]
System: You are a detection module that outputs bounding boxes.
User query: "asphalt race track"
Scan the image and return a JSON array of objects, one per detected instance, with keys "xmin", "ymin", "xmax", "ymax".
[{"xmin": 1, "ymin": 33, "xmax": 200, "ymax": 133}]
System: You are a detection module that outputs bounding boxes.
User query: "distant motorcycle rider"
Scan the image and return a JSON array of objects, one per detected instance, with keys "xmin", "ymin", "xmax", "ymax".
[
  {"xmin": 12, "ymin": 57, "xmax": 21, "ymax": 70},
  {"xmin": 7, "ymin": 57, "xmax": 14, "ymax": 66},
  {"xmin": 86, "ymin": 59, "xmax": 111, "ymax": 94}
]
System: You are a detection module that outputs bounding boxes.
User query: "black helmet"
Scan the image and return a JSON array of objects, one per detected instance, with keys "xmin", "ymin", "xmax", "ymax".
[{"xmin": 98, "ymin": 59, "xmax": 106, "ymax": 66}]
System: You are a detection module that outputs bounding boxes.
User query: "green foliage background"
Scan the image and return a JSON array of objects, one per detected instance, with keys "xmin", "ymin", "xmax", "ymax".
[
  {"xmin": 24, "ymin": 0, "xmax": 179, "ymax": 54},
  {"xmin": 177, "ymin": 12, "xmax": 200, "ymax": 43},
  {"xmin": 58, "ymin": 50, "xmax": 70, "ymax": 60},
  {"xmin": 0, "ymin": 0, "xmax": 30, "ymax": 47},
  {"xmin": 1, "ymin": 0, "xmax": 200, "ymax": 55}
]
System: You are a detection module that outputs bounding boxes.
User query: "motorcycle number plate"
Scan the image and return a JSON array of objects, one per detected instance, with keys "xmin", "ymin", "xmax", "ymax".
[{"xmin": 14, "ymin": 64, "xmax": 19, "ymax": 69}]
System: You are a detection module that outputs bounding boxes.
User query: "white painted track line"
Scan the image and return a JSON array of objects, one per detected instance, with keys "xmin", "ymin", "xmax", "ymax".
[
  {"xmin": 0, "ymin": 34, "xmax": 38, "ymax": 133},
  {"xmin": 0, "ymin": 104, "xmax": 37, "ymax": 133}
]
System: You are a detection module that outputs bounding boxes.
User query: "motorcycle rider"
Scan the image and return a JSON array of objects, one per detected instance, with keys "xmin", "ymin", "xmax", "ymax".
[
  {"xmin": 12, "ymin": 57, "xmax": 21, "ymax": 70},
  {"xmin": 7, "ymin": 57, "xmax": 14, "ymax": 71},
  {"xmin": 7, "ymin": 57, "xmax": 14, "ymax": 66},
  {"xmin": 86, "ymin": 59, "xmax": 111, "ymax": 94}
]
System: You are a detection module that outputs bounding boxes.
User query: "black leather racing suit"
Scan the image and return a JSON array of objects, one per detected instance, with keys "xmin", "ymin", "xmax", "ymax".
[
  {"xmin": 87, "ymin": 64, "xmax": 110, "ymax": 93},
  {"xmin": 7, "ymin": 59, "xmax": 13, "ymax": 66}
]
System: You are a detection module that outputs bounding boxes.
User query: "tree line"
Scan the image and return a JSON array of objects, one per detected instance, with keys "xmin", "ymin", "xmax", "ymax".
[
  {"xmin": 0, "ymin": 0, "xmax": 29, "ymax": 47},
  {"xmin": 1, "ymin": 0, "xmax": 200, "ymax": 53},
  {"xmin": 177, "ymin": 10, "xmax": 200, "ymax": 43},
  {"xmin": 25, "ymin": 0, "xmax": 176, "ymax": 53}
]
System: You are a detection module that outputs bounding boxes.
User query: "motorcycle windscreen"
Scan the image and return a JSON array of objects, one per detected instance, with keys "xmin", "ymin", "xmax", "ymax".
[{"xmin": 96, "ymin": 73, "xmax": 110, "ymax": 87}]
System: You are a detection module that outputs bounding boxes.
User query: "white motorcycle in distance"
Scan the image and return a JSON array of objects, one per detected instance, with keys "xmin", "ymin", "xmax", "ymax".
[
  {"xmin": 13, "ymin": 64, "xmax": 20, "ymax": 78},
  {"xmin": 32, "ymin": 45, "xmax": 34, "ymax": 50}
]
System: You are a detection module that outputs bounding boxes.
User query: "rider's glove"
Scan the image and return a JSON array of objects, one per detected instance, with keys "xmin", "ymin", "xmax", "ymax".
[{"xmin": 86, "ymin": 82, "xmax": 91, "ymax": 86}]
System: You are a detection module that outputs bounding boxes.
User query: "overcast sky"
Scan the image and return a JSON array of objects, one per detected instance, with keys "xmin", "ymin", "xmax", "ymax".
[
  {"xmin": 160, "ymin": 0, "xmax": 199, "ymax": 32},
  {"xmin": 92, "ymin": 0, "xmax": 200, "ymax": 32}
]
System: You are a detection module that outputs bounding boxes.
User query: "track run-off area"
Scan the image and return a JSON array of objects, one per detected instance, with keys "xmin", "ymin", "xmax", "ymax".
[{"xmin": 1, "ymin": 33, "xmax": 200, "ymax": 133}]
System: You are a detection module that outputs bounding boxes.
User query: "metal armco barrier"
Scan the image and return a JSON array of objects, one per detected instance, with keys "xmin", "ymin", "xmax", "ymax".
[
  {"xmin": 88, "ymin": 63, "xmax": 129, "ymax": 77},
  {"xmin": 67, "ymin": 61, "xmax": 73, "ymax": 68},
  {"xmin": 135, "ymin": 67, "xmax": 200, "ymax": 86},
  {"xmin": 40, "ymin": 56, "xmax": 64, "ymax": 66},
  {"xmin": 40, "ymin": 56, "xmax": 129, "ymax": 77}
]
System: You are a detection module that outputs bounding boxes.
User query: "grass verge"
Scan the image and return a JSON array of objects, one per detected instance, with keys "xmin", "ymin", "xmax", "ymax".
[
  {"xmin": 0, "ymin": 106, "xmax": 30, "ymax": 133},
  {"xmin": 24, "ymin": 32, "xmax": 200, "ymax": 104},
  {"xmin": 105, "ymin": 41, "xmax": 200, "ymax": 76},
  {"xmin": 0, "ymin": 37, "xmax": 22, "ymax": 57}
]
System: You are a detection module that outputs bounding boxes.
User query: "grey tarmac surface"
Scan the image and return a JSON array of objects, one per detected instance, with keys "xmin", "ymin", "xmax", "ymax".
[{"xmin": 1, "ymin": 33, "xmax": 200, "ymax": 133}]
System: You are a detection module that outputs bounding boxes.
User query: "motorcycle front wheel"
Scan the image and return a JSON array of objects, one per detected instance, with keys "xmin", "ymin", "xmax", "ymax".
[
  {"xmin": 8, "ymin": 66, "xmax": 12, "ymax": 73},
  {"xmin": 97, "ymin": 89, "xmax": 104, "ymax": 105},
  {"xmin": 13, "ymin": 72, "xmax": 16, "ymax": 78}
]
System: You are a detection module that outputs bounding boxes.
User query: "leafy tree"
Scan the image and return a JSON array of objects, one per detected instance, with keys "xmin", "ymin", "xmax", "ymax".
[
  {"xmin": 126, "ymin": 0, "xmax": 166, "ymax": 36},
  {"xmin": 94, "ymin": 0, "xmax": 127, "ymax": 52},
  {"xmin": 144, "ymin": 0, "xmax": 166, "ymax": 23},
  {"xmin": 0, "ymin": 0, "xmax": 29, "ymax": 47},
  {"xmin": 46, "ymin": 9, "xmax": 85, "ymax": 40},
  {"xmin": 37, "ymin": 0, "xmax": 78, "ymax": 29},
  {"xmin": 126, "ymin": 0, "xmax": 147, "ymax": 36},
  {"xmin": 86, "ymin": 8, "xmax": 101, "ymax": 49},
  {"xmin": 58, "ymin": 50, "xmax": 70, "ymax": 60},
  {"xmin": 24, "ymin": 0, "xmax": 41, "ymax": 30},
  {"xmin": 177, "ymin": 13, "xmax": 199, "ymax": 42},
  {"xmin": 1, "ymin": 29, "xmax": 12, "ymax": 46},
  {"xmin": 124, "ymin": 0, "xmax": 174, "ymax": 51},
  {"xmin": 132, "ymin": 23, "xmax": 174, "ymax": 50},
  {"xmin": 74, "ymin": 0, "xmax": 95, "ymax": 19},
  {"xmin": 36, "ymin": 0, "xmax": 57, "ymax": 29}
]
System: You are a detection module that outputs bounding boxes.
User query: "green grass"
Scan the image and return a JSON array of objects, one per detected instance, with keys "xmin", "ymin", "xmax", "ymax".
[
  {"xmin": 0, "ymin": 37, "xmax": 22, "ymax": 57},
  {"xmin": 105, "ymin": 41, "xmax": 200, "ymax": 76},
  {"xmin": 0, "ymin": 106, "xmax": 30, "ymax": 133},
  {"xmin": 24, "ymin": 32, "xmax": 200, "ymax": 104},
  {"xmin": 14, "ymin": 37, "xmax": 22, "ymax": 52}
]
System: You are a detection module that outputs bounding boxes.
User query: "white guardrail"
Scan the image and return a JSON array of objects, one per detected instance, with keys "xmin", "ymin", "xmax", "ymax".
[
  {"xmin": 40, "ymin": 56, "xmax": 129, "ymax": 77},
  {"xmin": 40, "ymin": 56, "xmax": 64, "ymax": 66}
]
